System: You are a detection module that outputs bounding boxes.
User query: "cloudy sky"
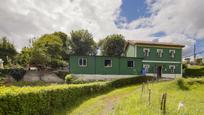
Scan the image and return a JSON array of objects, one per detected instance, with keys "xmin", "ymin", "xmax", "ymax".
[{"xmin": 0, "ymin": 0, "xmax": 204, "ymax": 57}]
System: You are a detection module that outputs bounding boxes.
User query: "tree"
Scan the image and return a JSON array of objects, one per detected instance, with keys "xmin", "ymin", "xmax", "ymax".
[
  {"xmin": 69, "ymin": 29, "xmax": 96, "ymax": 55},
  {"xmin": 52, "ymin": 32, "xmax": 70, "ymax": 60},
  {"xmin": 30, "ymin": 34, "xmax": 67, "ymax": 69},
  {"xmin": 15, "ymin": 47, "xmax": 32, "ymax": 67},
  {"xmin": 0, "ymin": 37, "xmax": 17, "ymax": 65},
  {"xmin": 99, "ymin": 34, "xmax": 126, "ymax": 56}
]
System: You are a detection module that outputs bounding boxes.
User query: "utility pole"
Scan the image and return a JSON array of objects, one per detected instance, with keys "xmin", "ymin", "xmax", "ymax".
[{"xmin": 194, "ymin": 41, "xmax": 196, "ymax": 64}]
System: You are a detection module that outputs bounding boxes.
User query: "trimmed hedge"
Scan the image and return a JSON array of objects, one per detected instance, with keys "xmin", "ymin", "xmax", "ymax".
[
  {"xmin": 0, "ymin": 76, "xmax": 154, "ymax": 115},
  {"xmin": 184, "ymin": 68, "xmax": 204, "ymax": 77}
]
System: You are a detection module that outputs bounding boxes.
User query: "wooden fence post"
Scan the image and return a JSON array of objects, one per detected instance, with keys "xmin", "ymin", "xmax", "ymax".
[{"xmin": 160, "ymin": 93, "xmax": 167, "ymax": 115}]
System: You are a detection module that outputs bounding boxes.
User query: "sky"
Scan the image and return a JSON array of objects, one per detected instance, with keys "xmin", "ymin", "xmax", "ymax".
[{"xmin": 0, "ymin": 0, "xmax": 204, "ymax": 57}]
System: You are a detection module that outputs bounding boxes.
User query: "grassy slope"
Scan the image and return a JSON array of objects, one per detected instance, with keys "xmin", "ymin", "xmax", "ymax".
[{"xmin": 64, "ymin": 79, "xmax": 204, "ymax": 115}]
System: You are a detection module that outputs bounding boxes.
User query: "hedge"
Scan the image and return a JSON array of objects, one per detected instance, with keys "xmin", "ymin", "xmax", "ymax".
[
  {"xmin": 0, "ymin": 76, "xmax": 154, "ymax": 115},
  {"xmin": 184, "ymin": 68, "xmax": 204, "ymax": 77}
]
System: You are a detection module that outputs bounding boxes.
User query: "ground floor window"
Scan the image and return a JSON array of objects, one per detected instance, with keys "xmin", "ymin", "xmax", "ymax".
[
  {"xmin": 127, "ymin": 60, "xmax": 134, "ymax": 68},
  {"xmin": 104, "ymin": 59, "xmax": 112, "ymax": 67},
  {"xmin": 78, "ymin": 58, "xmax": 87, "ymax": 67},
  {"xmin": 169, "ymin": 65, "xmax": 175, "ymax": 73}
]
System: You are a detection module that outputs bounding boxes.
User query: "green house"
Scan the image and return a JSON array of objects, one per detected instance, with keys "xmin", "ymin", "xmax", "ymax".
[{"xmin": 69, "ymin": 40, "xmax": 185, "ymax": 78}]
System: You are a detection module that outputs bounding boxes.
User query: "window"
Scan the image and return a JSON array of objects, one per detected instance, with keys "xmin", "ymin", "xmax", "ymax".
[
  {"xmin": 104, "ymin": 59, "xmax": 112, "ymax": 67},
  {"xmin": 127, "ymin": 60, "xmax": 134, "ymax": 68},
  {"xmin": 157, "ymin": 49, "xmax": 163, "ymax": 57},
  {"xmin": 143, "ymin": 64, "xmax": 150, "ymax": 72},
  {"xmin": 78, "ymin": 58, "xmax": 87, "ymax": 67},
  {"xmin": 143, "ymin": 48, "xmax": 150, "ymax": 57},
  {"xmin": 169, "ymin": 50, "xmax": 175, "ymax": 58},
  {"xmin": 169, "ymin": 65, "xmax": 175, "ymax": 73}
]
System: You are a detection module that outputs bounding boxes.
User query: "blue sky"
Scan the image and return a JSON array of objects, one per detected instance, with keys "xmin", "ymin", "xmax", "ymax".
[
  {"xmin": 119, "ymin": 0, "xmax": 204, "ymax": 57},
  {"xmin": 120, "ymin": 0, "xmax": 150, "ymax": 22}
]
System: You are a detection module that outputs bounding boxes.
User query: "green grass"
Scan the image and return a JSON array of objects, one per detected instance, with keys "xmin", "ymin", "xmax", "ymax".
[
  {"xmin": 61, "ymin": 78, "xmax": 204, "ymax": 115},
  {"xmin": 188, "ymin": 65, "xmax": 204, "ymax": 69}
]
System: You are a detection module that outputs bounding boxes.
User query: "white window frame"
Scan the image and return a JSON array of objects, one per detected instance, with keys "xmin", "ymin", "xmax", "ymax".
[
  {"xmin": 127, "ymin": 60, "xmax": 135, "ymax": 68},
  {"xmin": 157, "ymin": 49, "xmax": 163, "ymax": 58},
  {"xmin": 78, "ymin": 58, "xmax": 87, "ymax": 67},
  {"xmin": 104, "ymin": 59, "xmax": 112, "ymax": 67},
  {"xmin": 143, "ymin": 64, "xmax": 150, "ymax": 72},
  {"xmin": 169, "ymin": 65, "xmax": 175, "ymax": 73},
  {"xmin": 169, "ymin": 50, "xmax": 175, "ymax": 58},
  {"xmin": 143, "ymin": 48, "xmax": 150, "ymax": 57}
]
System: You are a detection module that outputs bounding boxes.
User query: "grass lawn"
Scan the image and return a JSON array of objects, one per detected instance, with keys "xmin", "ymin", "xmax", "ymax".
[{"xmin": 59, "ymin": 78, "xmax": 204, "ymax": 115}]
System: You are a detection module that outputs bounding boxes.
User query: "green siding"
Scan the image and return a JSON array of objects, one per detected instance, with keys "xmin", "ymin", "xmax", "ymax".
[
  {"xmin": 69, "ymin": 56, "xmax": 95, "ymax": 74},
  {"xmin": 69, "ymin": 56, "xmax": 142, "ymax": 75},
  {"xmin": 95, "ymin": 57, "xmax": 120, "ymax": 74},
  {"xmin": 119, "ymin": 57, "xmax": 142, "ymax": 75},
  {"xmin": 142, "ymin": 62, "xmax": 181, "ymax": 74},
  {"xmin": 137, "ymin": 46, "xmax": 182, "ymax": 62}
]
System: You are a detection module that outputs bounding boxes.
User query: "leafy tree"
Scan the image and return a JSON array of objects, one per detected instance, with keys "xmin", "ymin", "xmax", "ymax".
[
  {"xmin": 0, "ymin": 37, "xmax": 17, "ymax": 64},
  {"xmin": 99, "ymin": 34, "xmax": 126, "ymax": 56},
  {"xmin": 52, "ymin": 32, "xmax": 70, "ymax": 60},
  {"xmin": 15, "ymin": 47, "xmax": 32, "ymax": 67},
  {"xmin": 69, "ymin": 29, "xmax": 96, "ymax": 55},
  {"xmin": 31, "ymin": 34, "xmax": 67, "ymax": 69}
]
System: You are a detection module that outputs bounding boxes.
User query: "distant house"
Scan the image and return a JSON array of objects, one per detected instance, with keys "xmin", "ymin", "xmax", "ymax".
[{"xmin": 69, "ymin": 40, "xmax": 185, "ymax": 78}]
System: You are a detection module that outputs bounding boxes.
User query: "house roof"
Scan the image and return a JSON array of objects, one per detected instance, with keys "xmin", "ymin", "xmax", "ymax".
[{"xmin": 126, "ymin": 40, "xmax": 185, "ymax": 48}]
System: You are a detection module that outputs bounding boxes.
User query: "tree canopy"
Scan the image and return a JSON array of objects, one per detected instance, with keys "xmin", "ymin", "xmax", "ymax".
[
  {"xmin": 69, "ymin": 29, "xmax": 96, "ymax": 55},
  {"xmin": 99, "ymin": 34, "xmax": 126, "ymax": 56},
  {"xmin": 0, "ymin": 37, "xmax": 17, "ymax": 64}
]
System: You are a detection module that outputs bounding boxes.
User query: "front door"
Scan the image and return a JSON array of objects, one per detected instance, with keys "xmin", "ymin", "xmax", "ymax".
[{"xmin": 157, "ymin": 66, "xmax": 162, "ymax": 78}]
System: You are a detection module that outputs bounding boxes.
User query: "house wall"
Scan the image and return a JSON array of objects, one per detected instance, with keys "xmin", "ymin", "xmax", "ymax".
[
  {"xmin": 69, "ymin": 56, "xmax": 142, "ymax": 75},
  {"xmin": 136, "ymin": 45, "xmax": 182, "ymax": 61}
]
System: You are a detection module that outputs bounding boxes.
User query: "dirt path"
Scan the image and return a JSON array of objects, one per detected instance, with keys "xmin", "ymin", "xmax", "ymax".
[{"xmin": 68, "ymin": 85, "xmax": 142, "ymax": 115}]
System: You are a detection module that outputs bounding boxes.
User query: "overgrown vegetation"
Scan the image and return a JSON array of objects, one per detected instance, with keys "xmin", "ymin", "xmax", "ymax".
[
  {"xmin": 184, "ymin": 66, "xmax": 204, "ymax": 77},
  {"xmin": 0, "ymin": 69, "xmax": 26, "ymax": 81},
  {"xmin": 0, "ymin": 76, "xmax": 154, "ymax": 115},
  {"xmin": 66, "ymin": 78, "xmax": 204, "ymax": 115}
]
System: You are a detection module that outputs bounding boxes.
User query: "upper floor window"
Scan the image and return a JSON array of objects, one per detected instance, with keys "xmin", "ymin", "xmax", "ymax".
[
  {"xmin": 127, "ymin": 60, "xmax": 134, "ymax": 68},
  {"xmin": 157, "ymin": 49, "xmax": 163, "ymax": 58},
  {"xmin": 143, "ymin": 64, "xmax": 150, "ymax": 72},
  {"xmin": 104, "ymin": 59, "xmax": 112, "ymax": 67},
  {"xmin": 169, "ymin": 65, "xmax": 175, "ymax": 73},
  {"xmin": 169, "ymin": 50, "xmax": 175, "ymax": 58},
  {"xmin": 143, "ymin": 48, "xmax": 150, "ymax": 57},
  {"xmin": 78, "ymin": 58, "xmax": 87, "ymax": 67}
]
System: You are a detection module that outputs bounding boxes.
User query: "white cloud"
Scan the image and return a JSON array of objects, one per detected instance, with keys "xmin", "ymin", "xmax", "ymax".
[{"xmin": 0, "ymin": 0, "xmax": 204, "ymax": 56}]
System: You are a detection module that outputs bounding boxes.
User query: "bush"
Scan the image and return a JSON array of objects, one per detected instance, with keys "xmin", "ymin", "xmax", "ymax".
[
  {"xmin": 0, "ymin": 69, "xmax": 26, "ymax": 81},
  {"xmin": 65, "ymin": 74, "xmax": 73, "ymax": 83},
  {"xmin": 0, "ymin": 76, "xmax": 154, "ymax": 115},
  {"xmin": 54, "ymin": 70, "xmax": 69, "ymax": 80},
  {"xmin": 184, "ymin": 67, "xmax": 204, "ymax": 77}
]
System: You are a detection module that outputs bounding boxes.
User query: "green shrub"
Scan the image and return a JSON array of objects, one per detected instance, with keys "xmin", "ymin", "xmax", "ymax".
[
  {"xmin": 0, "ymin": 69, "xmax": 26, "ymax": 81},
  {"xmin": 177, "ymin": 78, "xmax": 189, "ymax": 90},
  {"xmin": 184, "ymin": 67, "xmax": 204, "ymax": 77},
  {"xmin": 110, "ymin": 76, "xmax": 155, "ymax": 88},
  {"xmin": 54, "ymin": 70, "xmax": 69, "ymax": 80},
  {"xmin": 65, "ymin": 74, "xmax": 73, "ymax": 83},
  {"xmin": 0, "ymin": 76, "xmax": 154, "ymax": 115}
]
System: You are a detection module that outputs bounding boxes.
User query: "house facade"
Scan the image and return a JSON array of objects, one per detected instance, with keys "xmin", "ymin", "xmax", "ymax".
[{"xmin": 69, "ymin": 40, "xmax": 184, "ymax": 78}]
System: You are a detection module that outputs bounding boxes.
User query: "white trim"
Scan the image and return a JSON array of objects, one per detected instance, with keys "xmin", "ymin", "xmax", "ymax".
[
  {"xmin": 135, "ymin": 45, "xmax": 137, "ymax": 57},
  {"xmin": 78, "ymin": 58, "xmax": 87, "ymax": 67},
  {"xmin": 142, "ymin": 60, "xmax": 181, "ymax": 64}
]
